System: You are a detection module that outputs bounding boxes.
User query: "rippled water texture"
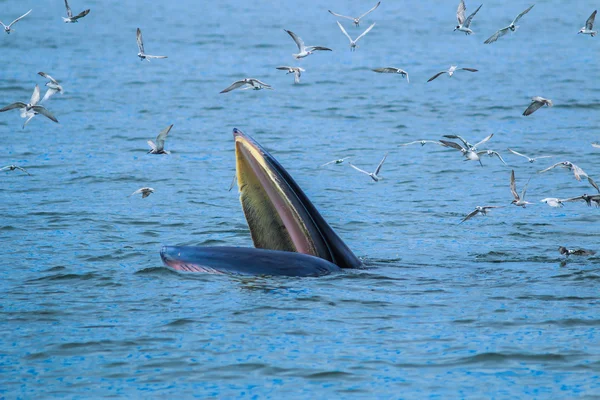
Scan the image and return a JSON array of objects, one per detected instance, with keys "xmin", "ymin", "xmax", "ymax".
[{"xmin": 1, "ymin": 0, "xmax": 600, "ymax": 397}]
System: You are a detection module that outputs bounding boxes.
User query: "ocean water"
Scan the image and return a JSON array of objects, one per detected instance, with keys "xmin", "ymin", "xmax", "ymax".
[{"xmin": 1, "ymin": 0, "xmax": 600, "ymax": 397}]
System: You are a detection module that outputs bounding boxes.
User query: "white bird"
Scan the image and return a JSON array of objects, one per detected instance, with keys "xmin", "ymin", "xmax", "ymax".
[
  {"xmin": 578, "ymin": 10, "xmax": 597, "ymax": 36},
  {"xmin": 538, "ymin": 161, "xmax": 599, "ymax": 192},
  {"xmin": 0, "ymin": 165, "xmax": 31, "ymax": 176},
  {"xmin": 592, "ymin": 142, "xmax": 600, "ymax": 148},
  {"xmin": 441, "ymin": 140, "xmax": 505, "ymax": 166},
  {"xmin": 0, "ymin": 85, "xmax": 59, "ymax": 129},
  {"xmin": 328, "ymin": 2, "xmax": 380, "ymax": 27},
  {"xmin": 147, "ymin": 124, "xmax": 173, "ymax": 154},
  {"xmin": 321, "ymin": 157, "xmax": 351, "ymax": 167},
  {"xmin": 372, "ymin": 67, "xmax": 409, "ymax": 83},
  {"xmin": 540, "ymin": 198, "xmax": 564, "ymax": 208},
  {"xmin": 129, "ymin": 187, "xmax": 154, "ymax": 198},
  {"xmin": 137, "ymin": 28, "xmax": 167, "ymax": 61},
  {"xmin": 0, "ymin": 9, "xmax": 31, "ymax": 34},
  {"xmin": 507, "ymin": 148, "xmax": 552, "ymax": 163},
  {"xmin": 62, "ymin": 0, "xmax": 89, "ymax": 23},
  {"xmin": 523, "ymin": 96, "xmax": 552, "ymax": 116},
  {"xmin": 348, "ymin": 153, "xmax": 388, "ymax": 182},
  {"xmin": 276, "ymin": 66, "xmax": 305, "ymax": 84},
  {"xmin": 510, "ymin": 170, "xmax": 532, "ymax": 207},
  {"xmin": 284, "ymin": 30, "xmax": 332, "ymax": 59},
  {"xmin": 336, "ymin": 21, "xmax": 375, "ymax": 51},
  {"xmin": 399, "ymin": 140, "xmax": 446, "ymax": 147},
  {"xmin": 455, "ymin": 0, "xmax": 482, "ymax": 35},
  {"xmin": 220, "ymin": 78, "xmax": 273, "ymax": 93},
  {"xmin": 38, "ymin": 72, "xmax": 64, "ymax": 103},
  {"xmin": 460, "ymin": 205, "xmax": 503, "ymax": 223},
  {"xmin": 427, "ymin": 65, "xmax": 478, "ymax": 82},
  {"xmin": 484, "ymin": 4, "xmax": 535, "ymax": 44}
]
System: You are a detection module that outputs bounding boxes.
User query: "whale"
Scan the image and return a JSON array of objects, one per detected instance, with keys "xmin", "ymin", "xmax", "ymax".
[{"xmin": 160, "ymin": 128, "xmax": 362, "ymax": 277}]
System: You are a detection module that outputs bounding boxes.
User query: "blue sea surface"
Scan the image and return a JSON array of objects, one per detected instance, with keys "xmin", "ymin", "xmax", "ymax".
[{"xmin": 1, "ymin": 0, "xmax": 599, "ymax": 398}]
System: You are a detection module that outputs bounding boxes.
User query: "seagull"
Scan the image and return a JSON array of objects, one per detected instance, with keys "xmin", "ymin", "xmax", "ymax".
[
  {"xmin": 484, "ymin": 4, "xmax": 535, "ymax": 44},
  {"xmin": 321, "ymin": 157, "xmax": 351, "ymax": 167},
  {"xmin": 372, "ymin": 68, "xmax": 409, "ymax": 83},
  {"xmin": 540, "ymin": 198, "xmax": 564, "ymax": 208},
  {"xmin": 348, "ymin": 153, "xmax": 388, "ymax": 182},
  {"xmin": 523, "ymin": 96, "xmax": 553, "ymax": 116},
  {"xmin": 328, "ymin": 1, "xmax": 380, "ymax": 27},
  {"xmin": 0, "ymin": 165, "xmax": 31, "ymax": 176},
  {"xmin": 538, "ymin": 161, "xmax": 600, "ymax": 192},
  {"xmin": 455, "ymin": 0, "xmax": 482, "ymax": 35},
  {"xmin": 507, "ymin": 148, "xmax": 552, "ymax": 163},
  {"xmin": 284, "ymin": 30, "xmax": 332, "ymax": 59},
  {"xmin": 276, "ymin": 66, "xmax": 305, "ymax": 84},
  {"xmin": 441, "ymin": 140, "xmax": 505, "ymax": 166},
  {"xmin": 336, "ymin": 21, "xmax": 375, "ymax": 51},
  {"xmin": 460, "ymin": 205, "xmax": 503, "ymax": 223},
  {"xmin": 558, "ymin": 246, "xmax": 596, "ymax": 257},
  {"xmin": 578, "ymin": 10, "xmax": 597, "ymax": 36},
  {"xmin": 563, "ymin": 194, "xmax": 600, "ymax": 207},
  {"xmin": 62, "ymin": 0, "xmax": 89, "ymax": 23},
  {"xmin": 136, "ymin": 28, "xmax": 167, "ymax": 61},
  {"xmin": 147, "ymin": 124, "xmax": 173, "ymax": 154},
  {"xmin": 592, "ymin": 143, "xmax": 600, "ymax": 148},
  {"xmin": 0, "ymin": 9, "xmax": 31, "ymax": 34},
  {"xmin": 38, "ymin": 72, "xmax": 64, "ymax": 103},
  {"xmin": 427, "ymin": 65, "xmax": 478, "ymax": 82},
  {"xmin": 510, "ymin": 170, "xmax": 532, "ymax": 207},
  {"xmin": 443, "ymin": 133, "xmax": 493, "ymax": 151},
  {"xmin": 0, "ymin": 85, "xmax": 59, "ymax": 128},
  {"xmin": 399, "ymin": 140, "xmax": 446, "ymax": 147},
  {"xmin": 129, "ymin": 187, "xmax": 154, "ymax": 198},
  {"xmin": 220, "ymin": 78, "xmax": 273, "ymax": 93}
]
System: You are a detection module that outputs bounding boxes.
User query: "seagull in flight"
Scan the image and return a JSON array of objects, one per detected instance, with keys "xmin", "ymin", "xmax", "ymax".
[
  {"xmin": 321, "ymin": 157, "xmax": 351, "ymax": 167},
  {"xmin": 443, "ymin": 133, "xmax": 493, "ymax": 152},
  {"xmin": 455, "ymin": 0, "xmax": 482, "ymax": 35},
  {"xmin": 484, "ymin": 4, "xmax": 535, "ymax": 44},
  {"xmin": 38, "ymin": 72, "xmax": 64, "ymax": 103},
  {"xmin": 399, "ymin": 140, "xmax": 446, "ymax": 147},
  {"xmin": 348, "ymin": 153, "xmax": 388, "ymax": 182},
  {"xmin": 220, "ymin": 78, "xmax": 273, "ymax": 93},
  {"xmin": 538, "ymin": 161, "xmax": 599, "ymax": 192},
  {"xmin": 578, "ymin": 10, "xmax": 597, "ymax": 36},
  {"xmin": 62, "ymin": 0, "xmax": 90, "ymax": 23},
  {"xmin": 592, "ymin": 143, "xmax": 600, "ymax": 149},
  {"xmin": 510, "ymin": 170, "xmax": 532, "ymax": 207},
  {"xmin": 328, "ymin": 2, "xmax": 380, "ymax": 27},
  {"xmin": 460, "ymin": 205, "xmax": 503, "ymax": 223},
  {"xmin": 427, "ymin": 65, "xmax": 478, "ymax": 82},
  {"xmin": 558, "ymin": 246, "xmax": 596, "ymax": 257},
  {"xmin": 523, "ymin": 96, "xmax": 552, "ymax": 116},
  {"xmin": 0, "ymin": 9, "xmax": 31, "ymax": 34},
  {"xmin": 276, "ymin": 66, "xmax": 305, "ymax": 84},
  {"xmin": 372, "ymin": 68, "xmax": 409, "ymax": 83},
  {"xmin": 129, "ymin": 187, "xmax": 154, "ymax": 198},
  {"xmin": 336, "ymin": 21, "xmax": 375, "ymax": 51},
  {"xmin": 540, "ymin": 198, "xmax": 565, "ymax": 208},
  {"xmin": 284, "ymin": 29, "xmax": 332, "ymax": 59},
  {"xmin": 137, "ymin": 28, "xmax": 167, "ymax": 61},
  {"xmin": 147, "ymin": 124, "xmax": 173, "ymax": 154},
  {"xmin": 0, "ymin": 85, "xmax": 59, "ymax": 128},
  {"xmin": 0, "ymin": 165, "xmax": 31, "ymax": 176},
  {"xmin": 507, "ymin": 148, "xmax": 552, "ymax": 163}
]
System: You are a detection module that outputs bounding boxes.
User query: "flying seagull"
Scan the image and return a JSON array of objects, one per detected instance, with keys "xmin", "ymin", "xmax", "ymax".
[
  {"xmin": 540, "ymin": 198, "xmax": 565, "ymax": 208},
  {"xmin": 558, "ymin": 246, "xmax": 596, "ymax": 257},
  {"xmin": 276, "ymin": 66, "xmax": 305, "ymax": 84},
  {"xmin": 38, "ymin": 72, "xmax": 64, "ymax": 103},
  {"xmin": 0, "ymin": 85, "xmax": 59, "ymax": 128},
  {"xmin": 137, "ymin": 28, "xmax": 167, "ymax": 61},
  {"xmin": 336, "ymin": 21, "xmax": 375, "ymax": 51},
  {"xmin": 484, "ymin": 4, "xmax": 535, "ymax": 44},
  {"xmin": 321, "ymin": 157, "xmax": 351, "ymax": 167},
  {"xmin": 284, "ymin": 29, "xmax": 332, "ymax": 59},
  {"xmin": 399, "ymin": 140, "xmax": 446, "ymax": 147},
  {"xmin": 62, "ymin": 0, "xmax": 90, "ymax": 23},
  {"xmin": 578, "ymin": 10, "xmax": 597, "ymax": 36},
  {"xmin": 538, "ymin": 161, "xmax": 599, "ymax": 192},
  {"xmin": 523, "ymin": 96, "xmax": 552, "ymax": 116},
  {"xmin": 507, "ymin": 148, "xmax": 552, "ymax": 163},
  {"xmin": 129, "ymin": 187, "xmax": 154, "ymax": 198},
  {"xmin": 348, "ymin": 153, "xmax": 388, "ymax": 182},
  {"xmin": 427, "ymin": 65, "xmax": 478, "ymax": 82},
  {"xmin": 372, "ymin": 67, "xmax": 409, "ymax": 83},
  {"xmin": 147, "ymin": 124, "xmax": 173, "ymax": 154},
  {"xmin": 443, "ymin": 133, "xmax": 493, "ymax": 152},
  {"xmin": 510, "ymin": 169, "xmax": 532, "ymax": 207},
  {"xmin": 455, "ymin": 0, "xmax": 483, "ymax": 35},
  {"xmin": 328, "ymin": 1, "xmax": 380, "ymax": 27},
  {"xmin": 460, "ymin": 205, "xmax": 503, "ymax": 224},
  {"xmin": 220, "ymin": 78, "xmax": 273, "ymax": 93},
  {"xmin": 0, "ymin": 9, "xmax": 32, "ymax": 34},
  {"xmin": 592, "ymin": 143, "xmax": 600, "ymax": 149},
  {"xmin": 0, "ymin": 165, "xmax": 31, "ymax": 176}
]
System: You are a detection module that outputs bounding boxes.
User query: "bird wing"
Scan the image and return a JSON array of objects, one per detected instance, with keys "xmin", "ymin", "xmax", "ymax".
[
  {"xmin": 510, "ymin": 170, "xmax": 519, "ymax": 200},
  {"xmin": 460, "ymin": 208, "xmax": 480, "ymax": 224},
  {"xmin": 399, "ymin": 141, "xmax": 421, "ymax": 146},
  {"xmin": 249, "ymin": 78, "xmax": 272, "ymax": 88},
  {"xmin": 136, "ymin": 28, "xmax": 144, "ymax": 53},
  {"xmin": 220, "ymin": 80, "xmax": 247, "ymax": 93},
  {"xmin": 464, "ymin": 4, "xmax": 482, "ymax": 28},
  {"xmin": 512, "ymin": 4, "xmax": 534, "ymax": 26},
  {"xmin": 538, "ymin": 162, "xmax": 562, "ymax": 174},
  {"xmin": 72, "ymin": 9, "xmax": 90, "ymax": 20},
  {"xmin": 129, "ymin": 188, "xmax": 143, "ymax": 197},
  {"xmin": 440, "ymin": 140, "xmax": 466, "ymax": 152},
  {"xmin": 228, "ymin": 174, "xmax": 237, "ymax": 192},
  {"xmin": 460, "ymin": 68, "xmax": 478, "ymax": 72},
  {"xmin": 147, "ymin": 140, "xmax": 157, "ymax": 151},
  {"xmin": 358, "ymin": 1, "xmax": 381, "ymax": 20},
  {"xmin": 473, "ymin": 133, "xmax": 493, "ymax": 149},
  {"xmin": 41, "ymin": 88, "xmax": 58, "ymax": 104},
  {"xmin": 64, "ymin": 0, "xmax": 73, "ymax": 17},
  {"xmin": 491, "ymin": 151, "xmax": 507, "ymax": 165},
  {"xmin": 145, "ymin": 54, "xmax": 168, "ymax": 59},
  {"xmin": 337, "ymin": 21, "xmax": 353, "ymax": 42},
  {"xmin": 276, "ymin": 66, "xmax": 292, "ymax": 71},
  {"xmin": 571, "ymin": 164, "xmax": 586, "ymax": 181},
  {"xmin": 521, "ymin": 176, "xmax": 531, "ymax": 200},
  {"xmin": 30, "ymin": 85, "xmax": 41, "ymax": 106},
  {"xmin": 305, "ymin": 46, "xmax": 332, "ymax": 52},
  {"xmin": 9, "ymin": 9, "xmax": 32, "ymax": 27},
  {"xmin": 484, "ymin": 26, "xmax": 510, "ymax": 44},
  {"xmin": 155, "ymin": 124, "xmax": 173, "ymax": 151},
  {"xmin": 15, "ymin": 166, "xmax": 31, "ymax": 176},
  {"xmin": 31, "ymin": 106, "xmax": 58, "ymax": 123},
  {"xmin": 427, "ymin": 71, "xmax": 447, "ymax": 82},
  {"xmin": 327, "ymin": 10, "xmax": 355, "ymax": 21},
  {"xmin": 293, "ymin": 70, "xmax": 301, "ymax": 84},
  {"xmin": 588, "ymin": 176, "xmax": 600, "ymax": 193},
  {"xmin": 374, "ymin": 152, "xmax": 388, "ymax": 175},
  {"xmin": 443, "ymin": 135, "xmax": 470, "ymax": 148},
  {"xmin": 38, "ymin": 71, "xmax": 59, "ymax": 85},
  {"xmin": 0, "ymin": 102, "xmax": 27, "ymax": 112},
  {"xmin": 562, "ymin": 195, "xmax": 584, "ymax": 203},
  {"xmin": 355, "ymin": 23, "xmax": 375, "ymax": 43},
  {"xmin": 523, "ymin": 100, "xmax": 544, "ymax": 116},
  {"xmin": 285, "ymin": 30, "xmax": 305, "ymax": 52},
  {"xmin": 457, "ymin": 0, "xmax": 466, "ymax": 25},
  {"xmin": 586, "ymin": 10, "xmax": 597, "ymax": 30},
  {"xmin": 349, "ymin": 163, "xmax": 371, "ymax": 176},
  {"xmin": 373, "ymin": 67, "xmax": 396, "ymax": 73},
  {"xmin": 508, "ymin": 148, "xmax": 528, "ymax": 159}
]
